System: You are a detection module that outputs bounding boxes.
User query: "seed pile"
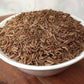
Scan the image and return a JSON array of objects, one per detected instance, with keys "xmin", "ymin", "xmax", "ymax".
[{"xmin": 0, "ymin": 9, "xmax": 84, "ymax": 66}]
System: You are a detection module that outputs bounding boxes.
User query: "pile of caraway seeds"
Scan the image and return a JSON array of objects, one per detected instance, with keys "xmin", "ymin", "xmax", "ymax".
[{"xmin": 0, "ymin": 9, "xmax": 84, "ymax": 66}]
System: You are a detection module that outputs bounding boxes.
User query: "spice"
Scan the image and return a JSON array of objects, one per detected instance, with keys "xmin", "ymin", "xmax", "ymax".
[{"xmin": 0, "ymin": 9, "xmax": 84, "ymax": 66}]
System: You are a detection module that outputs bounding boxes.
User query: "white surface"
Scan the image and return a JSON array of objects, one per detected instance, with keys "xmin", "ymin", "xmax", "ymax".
[
  {"xmin": 0, "ymin": 14, "xmax": 84, "ymax": 76},
  {"xmin": 0, "ymin": 0, "xmax": 84, "ymax": 20}
]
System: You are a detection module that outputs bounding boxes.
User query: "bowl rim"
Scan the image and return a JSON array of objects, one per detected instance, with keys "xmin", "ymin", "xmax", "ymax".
[{"xmin": 0, "ymin": 13, "xmax": 84, "ymax": 70}]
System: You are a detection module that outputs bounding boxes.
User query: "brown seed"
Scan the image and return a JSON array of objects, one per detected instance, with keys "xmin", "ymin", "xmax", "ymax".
[{"xmin": 0, "ymin": 9, "xmax": 84, "ymax": 66}]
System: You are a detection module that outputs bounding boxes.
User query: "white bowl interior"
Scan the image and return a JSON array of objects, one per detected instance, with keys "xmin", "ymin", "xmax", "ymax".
[{"xmin": 0, "ymin": 13, "xmax": 84, "ymax": 70}]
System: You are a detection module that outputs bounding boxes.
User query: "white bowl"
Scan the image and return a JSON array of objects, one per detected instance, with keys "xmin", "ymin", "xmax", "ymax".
[{"xmin": 0, "ymin": 14, "xmax": 84, "ymax": 76}]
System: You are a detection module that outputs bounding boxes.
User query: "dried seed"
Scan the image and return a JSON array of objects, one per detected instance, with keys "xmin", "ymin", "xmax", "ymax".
[{"xmin": 0, "ymin": 9, "xmax": 84, "ymax": 66}]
